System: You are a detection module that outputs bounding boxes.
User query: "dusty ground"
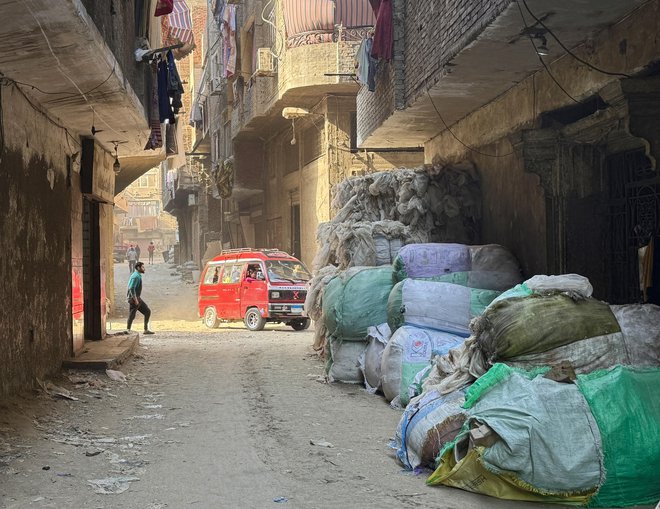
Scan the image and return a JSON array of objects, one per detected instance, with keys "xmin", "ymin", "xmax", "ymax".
[{"xmin": 1, "ymin": 262, "xmax": 573, "ymax": 508}]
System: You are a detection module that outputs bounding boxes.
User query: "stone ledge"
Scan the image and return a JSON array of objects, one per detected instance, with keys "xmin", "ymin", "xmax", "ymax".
[{"xmin": 63, "ymin": 332, "xmax": 140, "ymax": 370}]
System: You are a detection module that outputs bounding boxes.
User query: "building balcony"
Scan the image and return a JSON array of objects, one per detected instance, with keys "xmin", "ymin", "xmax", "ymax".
[{"xmin": 356, "ymin": 0, "xmax": 649, "ymax": 149}]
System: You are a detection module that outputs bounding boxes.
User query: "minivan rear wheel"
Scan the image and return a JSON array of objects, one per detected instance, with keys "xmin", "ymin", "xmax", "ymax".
[
  {"xmin": 203, "ymin": 307, "xmax": 220, "ymax": 329},
  {"xmin": 244, "ymin": 308, "xmax": 266, "ymax": 331},
  {"xmin": 290, "ymin": 318, "xmax": 310, "ymax": 331}
]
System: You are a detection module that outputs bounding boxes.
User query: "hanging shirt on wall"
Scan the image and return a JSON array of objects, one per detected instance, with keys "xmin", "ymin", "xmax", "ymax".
[
  {"xmin": 371, "ymin": 0, "xmax": 393, "ymax": 61},
  {"xmin": 157, "ymin": 59, "xmax": 174, "ymax": 123},
  {"xmin": 144, "ymin": 64, "xmax": 163, "ymax": 150},
  {"xmin": 166, "ymin": 50, "xmax": 184, "ymax": 115}
]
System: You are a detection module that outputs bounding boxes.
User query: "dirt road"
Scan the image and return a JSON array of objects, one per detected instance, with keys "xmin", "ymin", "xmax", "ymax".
[{"xmin": 0, "ymin": 262, "xmax": 557, "ymax": 508}]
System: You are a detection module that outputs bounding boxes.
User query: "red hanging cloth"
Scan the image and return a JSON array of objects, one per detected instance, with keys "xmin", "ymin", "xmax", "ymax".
[
  {"xmin": 371, "ymin": 0, "xmax": 393, "ymax": 61},
  {"xmin": 155, "ymin": 0, "xmax": 174, "ymax": 17}
]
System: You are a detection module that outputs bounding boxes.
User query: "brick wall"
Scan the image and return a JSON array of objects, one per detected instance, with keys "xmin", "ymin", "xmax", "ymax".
[{"xmin": 357, "ymin": 0, "xmax": 511, "ymax": 145}]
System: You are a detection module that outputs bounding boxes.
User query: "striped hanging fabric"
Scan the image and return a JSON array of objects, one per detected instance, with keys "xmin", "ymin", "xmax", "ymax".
[{"xmin": 166, "ymin": 0, "xmax": 194, "ymax": 43}]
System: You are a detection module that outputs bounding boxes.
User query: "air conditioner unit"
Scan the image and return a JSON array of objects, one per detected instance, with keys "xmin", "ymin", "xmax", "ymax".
[
  {"xmin": 210, "ymin": 76, "xmax": 225, "ymax": 96},
  {"xmin": 255, "ymin": 48, "xmax": 275, "ymax": 77}
]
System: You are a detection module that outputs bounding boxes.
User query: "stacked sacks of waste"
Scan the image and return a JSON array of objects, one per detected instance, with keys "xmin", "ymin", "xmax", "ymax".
[
  {"xmin": 392, "ymin": 273, "xmax": 660, "ymax": 505},
  {"xmin": 321, "ymin": 266, "xmax": 395, "ymax": 383},
  {"xmin": 427, "ymin": 364, "xmax": 660, "ymax": 507},
  {"xmin": 307, "ymin": 163, "xmax": 483, "ymax": 357},
  {"xmin": 378, "ymin": 243, "xmax": 523, "ymax": 406}
]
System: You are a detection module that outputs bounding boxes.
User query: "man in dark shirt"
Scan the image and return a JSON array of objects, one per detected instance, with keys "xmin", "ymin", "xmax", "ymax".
[{"xmin": 126, "ymin": 262, "xmax": 155, "ymax": 334}]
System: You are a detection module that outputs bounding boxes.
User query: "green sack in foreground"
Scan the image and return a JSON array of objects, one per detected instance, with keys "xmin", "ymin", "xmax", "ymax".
[{"xmin": 577, "ymin": 366, "xmax": 660, "ymax": 507}]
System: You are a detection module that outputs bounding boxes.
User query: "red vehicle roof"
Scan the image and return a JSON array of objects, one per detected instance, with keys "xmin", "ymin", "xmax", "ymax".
[{"xmin": 209, "ymin": 248, "xmax": 300, "ymax": 264}]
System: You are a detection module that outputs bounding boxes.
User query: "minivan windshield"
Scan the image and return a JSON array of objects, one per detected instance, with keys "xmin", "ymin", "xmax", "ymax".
[{"xmin": 265, "ymin": 260, "xmax": 311, "ymax": 283}]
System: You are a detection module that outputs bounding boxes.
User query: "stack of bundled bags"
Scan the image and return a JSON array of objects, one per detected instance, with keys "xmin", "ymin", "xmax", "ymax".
[
  {"xmin": 391, "ymin": 273, "xmax": 660, "ymax": 506},
  {"xmin": 312, "ymin": 161, "xmax": 482, "ymax": 273},
  {"xmin": 307, "ymin": 162, "xmax": 483, "ymax": 352},
  {"xmin": 310, "ymin": 243, "xmax": 522, "ymax": 392}
]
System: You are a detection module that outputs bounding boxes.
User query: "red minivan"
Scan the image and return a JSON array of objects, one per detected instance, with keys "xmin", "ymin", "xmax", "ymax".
[{"xmin": 198, "ymin": 248, "xmax": 311, "ymax": 331}]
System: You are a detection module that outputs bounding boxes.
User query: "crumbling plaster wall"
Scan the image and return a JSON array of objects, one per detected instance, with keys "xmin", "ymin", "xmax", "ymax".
[{"xmin": 0, "ymin": 86, "xmax": 73, "ymax": 396}]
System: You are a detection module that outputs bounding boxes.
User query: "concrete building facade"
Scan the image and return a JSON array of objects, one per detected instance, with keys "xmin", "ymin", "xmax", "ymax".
[
  {"xmin": 190, "ymin": 0, "xmax": 424, "ymax": 269},
  {"xmin": 357, "ymin": 0, "xmax": 660, "ymax": 304},
  {"xmin": 0, "ymin": 0, "xmax": 171, "ymax": 396}
]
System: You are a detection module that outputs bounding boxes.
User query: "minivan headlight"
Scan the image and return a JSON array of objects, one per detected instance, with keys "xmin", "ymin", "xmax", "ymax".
[{"xmin": 271, "ymin": 291, "xmax": 280, "ymax": 298}]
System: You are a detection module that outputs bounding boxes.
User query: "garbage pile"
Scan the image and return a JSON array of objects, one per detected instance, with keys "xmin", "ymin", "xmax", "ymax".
[
  {"xmin": 312, "ymin": 162, "xmax": 482, "ymax": 272},
  {"xmin": 171, "ymin": 261, "xmax": 200, "ymax": 284},
  {"xmin": 307, "ymin": 243, "xmax": 523, "ymax": 391},
  {"xmin": 310, "ymin": 235, "xmax": 660, "ymax": 505},
  {"xmin": 389, "ymin": 274, "xmax": 660, "ymax": 507}
]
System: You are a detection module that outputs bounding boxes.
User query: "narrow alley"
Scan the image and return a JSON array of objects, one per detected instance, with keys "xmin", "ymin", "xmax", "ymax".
[{"xmin": 1, "ymin": 262, "xmax": 552, "ymax": 508}]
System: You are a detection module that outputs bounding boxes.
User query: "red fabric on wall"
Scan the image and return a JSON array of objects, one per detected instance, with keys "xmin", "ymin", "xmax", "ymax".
[
  {"xmin": 155, "ymin": 0, "xmax": 174, "ymax": 17},
  {"xmin": 371, "ymin": 0, "xmax": 393, "ymax": 60}
]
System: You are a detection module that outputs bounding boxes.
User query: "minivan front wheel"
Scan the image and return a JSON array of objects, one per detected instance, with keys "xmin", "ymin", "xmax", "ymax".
[
  {"xmin": 244, "ymin": 308, "xmax": 266, "ymax": 331},
  {"xmin": 203, "ymin": 307, "xmax": 220, "ymax": 329}
]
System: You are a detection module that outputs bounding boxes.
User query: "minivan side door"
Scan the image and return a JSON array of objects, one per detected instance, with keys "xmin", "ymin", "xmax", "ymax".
[
  {"xmin": 198, "ymin": 263, "xmax": 222, "ymax": 317},
  {"xmin": 218, "ymin": 262, "xmax": 244, "ymax": 320},
  {"xmin": 240, "ymin": 262, "xmax": 268, "ymax": 317}
]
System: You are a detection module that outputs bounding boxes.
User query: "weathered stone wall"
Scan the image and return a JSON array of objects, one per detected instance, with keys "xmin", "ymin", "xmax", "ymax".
[
  {"xmin": 424, "ymin": 0, "xmax": 660, "ymax": 289},
  {"xmin": 0, "ymin": 86, "xmax": 73, "ymax": 396}
]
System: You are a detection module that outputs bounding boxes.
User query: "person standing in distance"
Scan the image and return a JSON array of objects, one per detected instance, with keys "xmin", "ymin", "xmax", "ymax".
[
  {"xmin": 135, "ymin": 244, "xmax": 141, "ymax": 261},
  {"xmin": 147, "ymin": 241, "xmax": 156, "ymax": 264},
  {"xmin": 127, "ymin": 262, "xmax": 155, "ymax": 334},
  {"xmin": 126, "ymin": 246, "xmax": 137, "ymax": 274}
]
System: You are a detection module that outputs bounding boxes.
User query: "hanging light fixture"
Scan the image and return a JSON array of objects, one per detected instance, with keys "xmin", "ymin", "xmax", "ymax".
[{"xmin": 112, "ymin": 141, "xmax": 121, "ymax": 175}]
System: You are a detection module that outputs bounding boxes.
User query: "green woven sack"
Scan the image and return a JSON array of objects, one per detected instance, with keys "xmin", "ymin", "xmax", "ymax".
[
  {"xmin": 322, "ymin": 266, "xmax": 394, "ymax": 341},
  {"xmin": 577, "ymin": 366, "xmax": 660, "ymax": 507}
]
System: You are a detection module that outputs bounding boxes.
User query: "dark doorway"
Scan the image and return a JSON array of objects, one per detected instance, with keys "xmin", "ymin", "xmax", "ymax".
[
  {"xmin": 607, "ymin": 149, "xmax": 660, "ymax": 304},
  {"xmin": 83, "ymin": 198, "xmax": 103, "ymax": 340},
  {"xmin": 291, "ymin": 203, "xmax": 301, "ymax": 259}
]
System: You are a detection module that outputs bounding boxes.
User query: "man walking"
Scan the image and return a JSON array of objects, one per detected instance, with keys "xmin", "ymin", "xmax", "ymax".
[
  {"xmin": 147, "ymin": 241, "xmax": 155, "ymax": 264},
  {"xmin": 127, "ymin": 262, "xmax": 155, "ymax": 334},
  {"xmin": 126, "ymin": 246, "xmax": 137, "ymax": 274}
]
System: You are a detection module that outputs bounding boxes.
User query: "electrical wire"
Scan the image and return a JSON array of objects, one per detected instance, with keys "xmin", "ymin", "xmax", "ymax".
[
  {"xmin": 426, "ymin": 90, "xmax": 515, "ymax": 158},
  {"xmin": 23, "ymin": 0, "xmax": 126, "ymax": 140},
  {"xmin": 520, "ymin": 0, "xmax": 632, "ymax": 79},
  {"xmin": 515, "ymin": 0, "xmax": 580, "ymax": 104},
  {"xmin": 2, "ymin": 79, "xmax": 81, "ymax": 150},
  {"xmin": 0, "ymin": 67, "xmax": 116, "ymax": 98}
]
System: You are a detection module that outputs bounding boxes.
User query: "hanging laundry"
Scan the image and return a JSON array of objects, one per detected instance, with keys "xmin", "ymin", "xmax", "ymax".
[
  {"xmin": 166, "ymin": 51, "xmax": 184, "ymax": 115},
  {"xmin": 144, "ymin": 65, "xmax": 163, "ymax": 150},
  {"xmin": 356, "ymin": 36, "xmax": 379, "ymax": 92},
  {"xmin": 165, "ymin": 123, "xmax": 178, "ymax": 155},
  {"xmin": 157, "ymin": 59, "xmax": 174, "ymax": 123},
  {"xmin": 155, "ymin": 0, "xmax": 174, "ymax": 17},
  {"xmin": 222, "ymin": 5, "xmax": 237, "ymax": 78},
  {"xmin": 371, "ymin": 0, "xmax": 393, "ymax": 61}
]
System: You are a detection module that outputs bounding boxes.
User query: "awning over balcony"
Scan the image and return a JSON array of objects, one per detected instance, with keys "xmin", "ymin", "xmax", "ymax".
[{"xmin": 283, "ymin": 0, "xmax": 375, "ymax": 47}]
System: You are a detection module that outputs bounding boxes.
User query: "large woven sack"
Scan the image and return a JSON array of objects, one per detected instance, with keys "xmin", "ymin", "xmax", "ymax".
[
  {"xmin": 323, "ymin": 266, "xmax": 394, "ymax": 341},
  {"xmin": 473, "ymin": 293, "xmax": 622, "ymax": 361},
  {"xmin": 393, "ymin": 389, "xmax": 466, "ymax": 470},
  {"xmin": 327, "ymin": 339, "xmax": 366, "ymax": 384},
  {"xmin": 429, "ymin": 365, "xmax": 603, "ymax": 504},
  {"xmin": 387, "ymin": 279, "xmax": 500, "ymax": 335},
  {"xmin": 423, "ymin": 270, "xmax": 522, "ymax": 292},
  {"xmin": 380, "ymin": 326, "xmax": 465, "ymax": 405},
  {"xmin": 393, "ymin": 243, "xmax": 471, "ymax": 282},
  {"xmin": 358, "ymin": 323, "xmax": 391, "ymax": 393},
  {"xmin": 577, "ymin": 366, "xmax": 660, "ymax": 507}
]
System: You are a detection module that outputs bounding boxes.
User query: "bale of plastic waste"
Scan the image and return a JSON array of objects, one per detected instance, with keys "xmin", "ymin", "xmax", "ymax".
[
  {"xmin": 380, "ymin": 326, "xmax": 465, "ymax": 405},
  {"xmin": 576, "ymin": 366, "xmax": 660, "ymax": 507},
  {"xmin": 392, "ymin": 389, "xmax": 466, "ymax": 470},
  {"xmin": 428, "ymin": 364, "xmax": 603, "ymax": 505},
  {"xmin": 304, "ymin": 265, "xmax": 340, "ymax": 351},
  {"xmin": 387, "ymin": 279, "xmax": 500, "ymax": 335},
  {"xmin": 393, "ymin": 243, "xmax": 521, "ymax": 283},
  {"xmin": 327, "ymin": 339, "xmax": 366, "ymax": 384},
  {"xmin": 323, "ymin": 266, "xmax": 394, "ymax": 342},
  {"xmin": 358, "ymin": 323, "xmax": 391, "ymax": 393}
]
